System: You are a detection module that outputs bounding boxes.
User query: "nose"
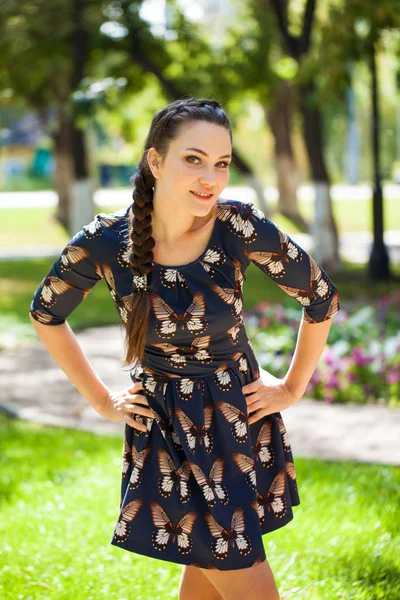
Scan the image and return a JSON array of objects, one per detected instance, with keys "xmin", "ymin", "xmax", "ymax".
[{"xmin": 199, "ymin": 166, "xmax": 217, "ymax": 187}]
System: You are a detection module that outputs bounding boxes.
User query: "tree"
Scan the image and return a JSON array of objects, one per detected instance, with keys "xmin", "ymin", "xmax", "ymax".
[{"xmin": 268, "ymin": 0, "xmax": 340, "ymax": 271}]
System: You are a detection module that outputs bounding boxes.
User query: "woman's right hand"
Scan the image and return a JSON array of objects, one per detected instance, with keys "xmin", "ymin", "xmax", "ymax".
[{"xmin": 97, "ymin": 381, "xmax": 153, "ymax": 432}]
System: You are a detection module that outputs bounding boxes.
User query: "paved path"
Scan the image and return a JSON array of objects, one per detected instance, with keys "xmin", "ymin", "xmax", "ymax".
[{"xmin": 1, "ymin": 325, "xmax": 399, "ymax": 466}]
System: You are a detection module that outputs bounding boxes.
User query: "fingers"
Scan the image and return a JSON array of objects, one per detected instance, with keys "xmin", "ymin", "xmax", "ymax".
[
  {"xmin": 123, "ymin": 413, "xmax": 148, "ymax": 432},
  {"xmin": 128, "ymin": 381, "xmax": 144, "ymax": 394},
  {"xmin": 125, "ymin": 403, "xmax": 154, "ymax": 419},
  {"xmin": 241, "ymin": 377, "xmax": 262, "ymax": 395}
]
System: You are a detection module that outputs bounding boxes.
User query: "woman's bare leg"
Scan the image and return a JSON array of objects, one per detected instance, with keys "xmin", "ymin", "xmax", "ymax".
[
  {"xmin": 179, "ymin": 565, "xmax": 224, "ymax": 600},
  {"xmin": 199, "ymin": 559, "xmax": 280, "ymax": 600}
]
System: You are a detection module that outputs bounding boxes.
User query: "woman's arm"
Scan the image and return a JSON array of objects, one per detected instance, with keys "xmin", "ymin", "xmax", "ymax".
[
  {"xmin": 28, "ymin": 315, "xmax": 110, "ymax": 412},
  {"xmin": 244, "ymin": 317, "xmax": 333, "ymax": 423},
  {"xmin": 282, "ymin": 317, "xmax": 333, "ymax": 402}
]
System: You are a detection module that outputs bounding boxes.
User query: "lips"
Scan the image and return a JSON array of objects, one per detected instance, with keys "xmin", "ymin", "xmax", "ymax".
[{"xmin": 190, "ymin": 191, "xmax": 213, "ymax": 199}]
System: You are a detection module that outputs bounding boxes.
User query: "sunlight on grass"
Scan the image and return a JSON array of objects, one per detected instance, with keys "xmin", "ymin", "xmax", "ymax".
[{"xmin": 0, "ymin": 414, "xmax": 399, "ymax": 599}]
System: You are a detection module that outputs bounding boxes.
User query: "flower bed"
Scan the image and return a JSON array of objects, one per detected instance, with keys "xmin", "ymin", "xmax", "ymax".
[{"xmin": 244, "ymin": 291, "xmax": 400, "ymax": 407}]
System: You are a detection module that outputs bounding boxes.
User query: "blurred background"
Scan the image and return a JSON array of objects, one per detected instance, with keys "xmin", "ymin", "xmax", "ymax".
[{"xmin": 0, "ymin": 1, "xmax": 399, "ymax": 599}]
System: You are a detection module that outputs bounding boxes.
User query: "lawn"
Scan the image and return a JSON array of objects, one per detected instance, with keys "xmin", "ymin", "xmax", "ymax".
[
  {"xmin": 0, "ymin": 413, "xmax": 399, "ymax": 600},
  {"xmin": 1, "ymin": 196, "xmax": 400, "ymax": 249}
]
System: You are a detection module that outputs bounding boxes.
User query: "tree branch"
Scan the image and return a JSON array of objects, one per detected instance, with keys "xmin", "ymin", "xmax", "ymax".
[
  {"xmin": 268, "ymin": 0, "xmax": 299, "ymax": 57},
  {"xmin": 300, "ymin": 0, "xmax": 316, "ymax": 55}
]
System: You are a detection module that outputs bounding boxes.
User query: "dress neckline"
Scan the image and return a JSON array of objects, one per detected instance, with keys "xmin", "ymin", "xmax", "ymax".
[{"xmin": 151, "ymin": 203, "xmax": 222, "ymax": 270}]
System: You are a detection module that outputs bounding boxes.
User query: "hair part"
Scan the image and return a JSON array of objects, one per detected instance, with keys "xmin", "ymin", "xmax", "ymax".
[{"xmin": 121, "ymin": 96, "xmax": 232, "ymax": 369}]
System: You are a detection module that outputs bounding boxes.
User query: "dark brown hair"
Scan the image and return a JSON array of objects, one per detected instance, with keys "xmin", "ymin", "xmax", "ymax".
[{"xmin": 121, "ymin": 96, "xmax": 232, "ymax": 370}]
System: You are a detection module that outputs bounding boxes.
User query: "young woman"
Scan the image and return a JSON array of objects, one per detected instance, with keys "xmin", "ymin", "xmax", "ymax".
[{"xmin": 29, "ymin": 97, "xmax": 341, "ymax": 600}]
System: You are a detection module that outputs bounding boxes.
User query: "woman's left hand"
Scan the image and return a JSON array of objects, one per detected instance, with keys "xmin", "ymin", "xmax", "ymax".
[{"xmin": 242, "ymin": 368, "xmax": 300, "ymax": 425}]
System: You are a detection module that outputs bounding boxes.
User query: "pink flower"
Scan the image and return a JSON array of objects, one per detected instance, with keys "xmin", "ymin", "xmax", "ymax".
[
  {"xmin": 387, "ymin": 371, "xmax": 400, "ymax": 385},
  {"xmin": 325, "ymin": 394, "xmax": 334, "ymax": 404},
  {"xmin": 345, "ymin": 372, "xmax": 358, "ymax": 383},
  {"xmin": 352, "ymin": 346, "xmax": 373, "ymax": 367},
  {"xmin": 323, "ymin": 347, "xmax": 336, "ymax": 367},
  {"xmin": 326, "ymin": 374, "xmax": 340, "ymax": 389},
  {"xmin": 259, "ymin": 317, "xmax": 271, "ymax": 328},
  {"xmin": 255, "ymin": 301, "xmax": 270, "ymax": 312}
]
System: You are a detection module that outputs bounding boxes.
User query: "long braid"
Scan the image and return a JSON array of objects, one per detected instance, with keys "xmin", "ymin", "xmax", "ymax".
[
  {"xmin": 121, "ymin": 96, "xmax": 232, "ymax": 369},
  {"xmin": 130, "ymin": 162, "xmax": 155, "ymax": 280}
]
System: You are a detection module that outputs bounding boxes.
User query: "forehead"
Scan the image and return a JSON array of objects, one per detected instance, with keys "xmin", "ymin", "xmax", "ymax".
[{"xmin": 170, "ymin": 121, "xmax": 231, "ymax": 153}]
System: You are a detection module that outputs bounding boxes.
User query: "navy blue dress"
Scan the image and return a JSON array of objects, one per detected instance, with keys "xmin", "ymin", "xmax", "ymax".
[{"xmin": 30, "ymin": 198, "xmax": 341, "ymax": 571}]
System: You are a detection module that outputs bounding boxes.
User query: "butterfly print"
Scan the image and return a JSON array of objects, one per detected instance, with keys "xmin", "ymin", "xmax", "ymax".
[
  {"xmin": 285, "ymin": 460, "xmax": 299, "ymax": 495},
  {"xmin": 213, "ymin": 362, "xmax": 233, "ymax": 391},
  {"xmin": 29, "ymin": 309, "xmax": 54, "ymax": 324},
  {"xmin": 59, "ymin": 245, "xmax": 90, "ymax": 273},
  {"xmin": 103, "ymin": 263, "xmax": 134, "ymax": 323},
  {"xmin": 189, "ymin": 457, "xmax": 229, "ymax": 507},
  {"xmin": 116, "ymin": 243, "xmax": 131, "ymax": 268},
  {"xmin": 277, "ymin": 255, "xmax": 331, "ymax": 306},
  {"xmin": 39, "ymin": 276, "xmax": 75, "ymax": 308},
  {"xmin": 149, "ymin": 501, "xmax": 198, "ymax": 554},
  {"xmin": 209, "ymin": 259, "xmax": 244, "ymax": 319},
  {"xmin": 113, "ymin": 498, "xmax": 143, "ymax": 542},
  {"xmin": 152, "ymin": 342, "xmax": 187, "ymax": 369},
  {"xmin": 157, "ymin": 448, "xmax": 191, "ymax": 503},
  {"xmin": 151, "ymin": 291, "xmax": 208, "ymax": 338},
  {"xmin": 160, "ymin": 268, "xmax": 188, "ymax": 289},
  {"xmin": 243, "ymin": 229, "xmax": 303, "ymax": 279},
  {"xmin": 152, "ymin": 335, "xmax": 213, "ymax": 369},
  {"xmin": 231, "ymin": 352, "xmax": 249, "ymax": 375},
  {"xmin": 250, "ymin": 470, "xmax": 287, "ymax": 522},
  {"xmin": 128, "ymin": 446, "xmax": 151, "ymax": 489},
  {"xmin": 140, "ymin": 366, "xmax": 177, "ymax": 398},
  {"xmin": 83, "ymin": 213, "xmax": 123, "ymax": 239},
  {"xmin": 226, "ymin": 321, "xmax": 242, "ymax": 345},
  {"xmin": 217, "ymin": 202, "xmax": 265, "ymax": 243},
  {"xmin": 102, "ymin": 262, "xmax": 117, "ymax": 293},
  {"xmin": 232, "ymin": 452, "xmax": 257, "ymax": 491},
  {"xmin": 252, "ymin": 421, "xmax": 275, "ymax": 468},
  {"xmin": 152, "ymin": 409, "xmax": 183, "ymax": 450},
  {"xmin": 276, "ymin": 416, "xmax": 291, "ymax": 453},
  {"xmin": 199, "ymin": 245, "xmax": 226, "ymax": 276},
  {"xmin": 175, "ymin": 405, "xmax": 214, "ymax": 454},
  {"xmin": 131, "ymin": 413, "xmax": 154, "ymax": 437},
  {"xmin": 217, "ymin": 401, "xmax": 248, "ymax": 443},
  {"xmin": 122, "ymin": 438, "xmax": 133, "ymax": 477},
  {"xmin": 303, "ymin": 290, "xmax": 340, "ymax": 323},
  {"xmin": 176, "ymin": 377, "xmax": 205, "ymax": 401},
  {"xmin": 205, "ymin": 506, "xmax": 252, "ymax": 559}
]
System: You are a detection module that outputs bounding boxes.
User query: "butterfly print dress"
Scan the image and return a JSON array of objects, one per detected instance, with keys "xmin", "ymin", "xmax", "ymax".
[{"xmin": 29, "ymin": 198, "xmax": 341, "ymax": 570}]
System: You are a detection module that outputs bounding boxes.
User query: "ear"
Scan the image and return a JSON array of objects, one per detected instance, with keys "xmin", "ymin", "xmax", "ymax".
[{"xmin": 147, "ymin": 148, "xmax": 162, "ymax": 179}]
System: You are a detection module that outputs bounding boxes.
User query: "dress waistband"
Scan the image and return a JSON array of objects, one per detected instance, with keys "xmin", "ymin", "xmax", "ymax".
[{"xmin": 130, "ymin": 352, "xmax": 252, "ymax": 382}]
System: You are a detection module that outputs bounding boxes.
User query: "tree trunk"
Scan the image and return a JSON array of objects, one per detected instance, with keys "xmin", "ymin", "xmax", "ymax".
[
  {"xmin": 266, "ymin": 81, "xmax": 307, "ymax": 231},
  {"xmin": 53, "ymin": 105, "xmax": 74, "ymax": 230},
  {"xmin": 299, "ymin": 80, "xmax": 340, "ymax": 272}
]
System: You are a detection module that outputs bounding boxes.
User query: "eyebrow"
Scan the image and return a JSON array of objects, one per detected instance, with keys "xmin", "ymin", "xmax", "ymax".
[{"xmin": 184, "ymin": 147, "xmax": 232, "ymax": 159}]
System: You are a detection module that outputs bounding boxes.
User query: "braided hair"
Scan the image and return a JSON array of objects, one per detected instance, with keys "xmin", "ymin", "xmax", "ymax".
[{"xmin": 121, "ymin": 96, "xmax": 232, "ymax": 369}]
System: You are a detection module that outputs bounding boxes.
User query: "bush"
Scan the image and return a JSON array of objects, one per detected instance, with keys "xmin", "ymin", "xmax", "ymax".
[{"xmin": 244, "ymin": 291, "xmax": 400, "ymax": 407}]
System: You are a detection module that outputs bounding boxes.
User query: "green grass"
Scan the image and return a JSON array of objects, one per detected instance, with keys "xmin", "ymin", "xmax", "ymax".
[
  {"xmin": 0, "ymin": 196, "xmax": 399, "ymax": 249},
  {"xmin": 0, "ymin": 412, "xmax": 399, "ymax": 599}
]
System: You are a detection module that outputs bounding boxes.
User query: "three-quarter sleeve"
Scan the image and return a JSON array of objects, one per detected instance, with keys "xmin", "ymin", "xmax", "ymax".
[
  {"xmin": 240, "ymin": 202, "xmax": 341, "ymax": 323},
  {"xmin": 29, "ymin": 216, "xmax": 106, "ymax": 326}
]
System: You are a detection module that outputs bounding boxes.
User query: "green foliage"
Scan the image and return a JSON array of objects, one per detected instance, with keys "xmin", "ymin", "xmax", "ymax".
[{"xmin": 0, "ymin": 413, "xmax": 399, "ymax": 599}]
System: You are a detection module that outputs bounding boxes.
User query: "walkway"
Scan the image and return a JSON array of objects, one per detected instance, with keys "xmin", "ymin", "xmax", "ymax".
[{"xmin": 1, "ymin": 325, "xmax": 399, "ymax": 466}]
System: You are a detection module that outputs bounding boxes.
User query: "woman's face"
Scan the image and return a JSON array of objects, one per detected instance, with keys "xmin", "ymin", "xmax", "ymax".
[{"xmin": 148, "ymin": 120, "xmax": 232, "ymax": 216}]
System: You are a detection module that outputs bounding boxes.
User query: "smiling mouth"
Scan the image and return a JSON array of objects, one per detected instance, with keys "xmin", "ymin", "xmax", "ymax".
[{"xmin": 190, "ymin": 191, "xmax": 214, "ymax": 198}]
